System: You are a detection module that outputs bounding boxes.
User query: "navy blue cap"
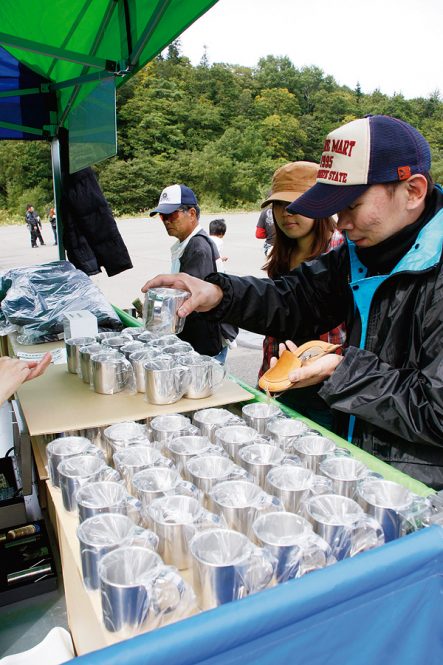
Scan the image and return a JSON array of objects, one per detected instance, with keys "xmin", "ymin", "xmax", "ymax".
[
  {"xmin": 287, "ymin": 115, "xmax": 431, "ymax": 218},
  {"xmin": 150, "ymin": 184, "xmax": 198, "ymax": 216}
]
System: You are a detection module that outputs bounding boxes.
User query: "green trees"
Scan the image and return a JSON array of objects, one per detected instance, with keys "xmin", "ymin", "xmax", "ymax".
[{"xmin": 1, "ymin": 47, "xmax": 442, "ymax": 219}]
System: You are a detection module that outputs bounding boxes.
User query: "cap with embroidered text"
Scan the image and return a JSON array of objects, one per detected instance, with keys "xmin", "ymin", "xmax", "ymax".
[
  {"xmin": 287, "ymin": 115, "xmax": 431, "ymax": 218},
  {"xmin": 149, "ymin": 184, "xmax": 198, "ymax": 216}
]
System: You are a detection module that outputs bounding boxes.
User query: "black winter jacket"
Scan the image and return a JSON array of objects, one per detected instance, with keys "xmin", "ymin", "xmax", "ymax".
[
  {"xmin": 62, "ymin": 168, "xmax": 133, "ymax": 277},
  {"xmin": 178, "ymin": 230, "xmax": 223, "ymax": 356},
  {"xmin": 206, "ymin": 191, "xmax": 443, "ymax": 489}
]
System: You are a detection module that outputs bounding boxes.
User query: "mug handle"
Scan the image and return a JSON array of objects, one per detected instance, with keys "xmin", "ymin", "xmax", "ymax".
[
  {"xmin": 295, "ymin": 534, "xmax": 336, "ymax": 577},
  {"xmin": 241, "ymin": 546, "xmax": 276, "ymax": 594},
  {"xmin": 173, "ymin": 480, "xmax": 204, "ymax": 502},
  {"xmin": 127, "ymin": 526, "xmax": 159, "ymax": 551},
  {"xmin": 210, "ymin": 358, "xmax": 226, "ymax": 389},
  {"xmin": 398, "ymin": 496, "xmax": 432, "ymax": 535},
  {"xmin": 348, "ymin": 515, "xmax": 384, "ymax": 557},
  {"xmin": 149, "ymin": 567, "xmax": 189, "ymax": 618},
  {"xmin": 123, "ymin": 494, "xmax": 143, "ymax": 524}
]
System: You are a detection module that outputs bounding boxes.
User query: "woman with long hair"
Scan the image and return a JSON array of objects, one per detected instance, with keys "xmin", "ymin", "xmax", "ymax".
[{"xmin": 258, "ymin": 161, "xmax": 345, "ymax": 428}]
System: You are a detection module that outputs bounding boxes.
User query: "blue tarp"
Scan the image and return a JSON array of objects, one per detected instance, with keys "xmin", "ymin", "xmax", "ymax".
[{"xmin": 72, "ymin": 526, "xmax": 443, "ymax": 665}]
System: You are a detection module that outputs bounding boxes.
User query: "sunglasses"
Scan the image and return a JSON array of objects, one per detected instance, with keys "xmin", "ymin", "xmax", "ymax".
[{"xmin": 159, "ymin": 206, "xmax": 191, "ymax": 221}]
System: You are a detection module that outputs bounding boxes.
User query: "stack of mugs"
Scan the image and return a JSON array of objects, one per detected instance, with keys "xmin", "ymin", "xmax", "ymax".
[{"xmin": 46, "ymin": 400, "xmax": 432, "ymax": 637}]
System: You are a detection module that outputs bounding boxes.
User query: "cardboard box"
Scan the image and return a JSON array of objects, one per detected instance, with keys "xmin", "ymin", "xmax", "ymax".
[{"xmin": 63, "ymin": 311, "xmax": 98, "ymax": 340}]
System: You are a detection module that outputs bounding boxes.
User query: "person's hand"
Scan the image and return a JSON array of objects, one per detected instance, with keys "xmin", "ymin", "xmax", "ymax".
[
  {"xmin": 0, "ymin": 353, "xmax": 52, "ymax": 403},
  {"xmin": 141, "ymin": 273, "xmax": 224, "ymax": 317},
  {"xmin": 221, "ymin": 256, "xmax": 228, "ymax": 262},
  {"xmin": 270, "ymin": 340, "xmax": 343, "ymax": 389}
]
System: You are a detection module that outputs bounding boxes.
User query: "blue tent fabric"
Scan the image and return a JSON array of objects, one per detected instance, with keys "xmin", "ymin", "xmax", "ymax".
[
  {"xmin": 71, "ymin": 526, "xmax": 443, "ymax": 665},
  {"xmin": 0, "ymin": 45, "xmax": 53, "ymax": 139}
]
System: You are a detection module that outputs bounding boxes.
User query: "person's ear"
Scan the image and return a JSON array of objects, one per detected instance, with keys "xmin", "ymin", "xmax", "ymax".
[{"xmin": 405, "ymin": 174, "xmax": 428, "ymax": 211}]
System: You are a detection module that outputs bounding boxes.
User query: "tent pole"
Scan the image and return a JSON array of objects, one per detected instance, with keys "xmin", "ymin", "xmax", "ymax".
[{"xmin": 51, "ymin": 128, "xmax": 69, "ymax": 260}]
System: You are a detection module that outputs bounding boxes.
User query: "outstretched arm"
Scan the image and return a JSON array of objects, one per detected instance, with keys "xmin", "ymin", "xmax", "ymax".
[
  {"xmin": 141, "ymin": 273, "xmax": 223, "ymax": 317},
  {"xmin": 0, "ymin": 352, "xmax": 52, "ymax": 403}
]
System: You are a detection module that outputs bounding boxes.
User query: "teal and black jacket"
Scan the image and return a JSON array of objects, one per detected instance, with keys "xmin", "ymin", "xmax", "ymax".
[{"xmin": 207, "ymin": 187, "xmax": 443, "ymax": 489}]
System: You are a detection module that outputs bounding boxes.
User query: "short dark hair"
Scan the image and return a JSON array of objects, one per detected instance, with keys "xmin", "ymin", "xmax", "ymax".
[
  {"xmin": 181, "ymin": 204, "xmax": 200, "ymax": 220},
  {"xmin": 209, "ymin": 218, "xmax": 226, "ymax": 236},
  {"xmin": 26, "ymin": 204, "xmax": 32, "ymax": 210}
]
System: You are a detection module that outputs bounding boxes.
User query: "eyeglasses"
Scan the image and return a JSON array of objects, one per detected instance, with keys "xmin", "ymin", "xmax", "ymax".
[{"xmin": 159, "ymin": 206, "xmax": 191, "ymax": 221}]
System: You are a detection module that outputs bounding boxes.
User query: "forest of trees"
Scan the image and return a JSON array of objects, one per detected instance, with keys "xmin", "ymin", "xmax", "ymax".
[{"xmin": 0, "ymin": 42, "xmax": 442, "ymax": 221}]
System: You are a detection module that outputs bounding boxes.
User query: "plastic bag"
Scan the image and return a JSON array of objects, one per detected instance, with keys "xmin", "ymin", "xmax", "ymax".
[{"xmin": 0, "ymin": 261, "xmax": 120, "ymax": 344}]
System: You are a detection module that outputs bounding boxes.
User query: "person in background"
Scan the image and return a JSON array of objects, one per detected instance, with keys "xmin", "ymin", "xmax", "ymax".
[
  {"xmin": 0, "ymin": 353, "xmax": 52, "ymax": 404},
  {"xmin": 143, "ymin": 115, "xmax": 443, "ymax": 489},
  {"xmin": 49, "ymin": 207, "xmax": 57, "ymax": 245},
  {"xmin": 258, "ymin": 161, "xmax": 345, "ymax": 428},
  {"xmin": 256, "ymin": 206, "xmax": 275, "ymax": 256},
  {"xmin": 209, "ymin": 218, "xmax": 228, "ymax": 264},
  {"xmin": 149, "ymin": 184, "xmax": 225, "ymax": 360},
  {"xmin": 25, "ymin": 204, "xmax": 45, "ymax": 247}
]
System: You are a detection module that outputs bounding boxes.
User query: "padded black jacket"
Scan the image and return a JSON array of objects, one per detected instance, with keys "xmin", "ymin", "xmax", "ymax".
[{"xmin": 206, "ymin": 190, "xmax": 443, "ymax": 489}]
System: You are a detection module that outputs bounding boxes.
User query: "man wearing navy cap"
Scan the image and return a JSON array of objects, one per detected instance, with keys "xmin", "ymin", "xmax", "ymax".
[
  {"xmin": 144, "ymin": 117, "xmax": 443, "ymax": 489},
  {"xmin": 149, "ymin": 184, "xmax": 224, "ymax": 359}
]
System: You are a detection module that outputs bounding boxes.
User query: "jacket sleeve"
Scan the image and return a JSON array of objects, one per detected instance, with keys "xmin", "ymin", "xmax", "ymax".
[
  {"xmin": 205, "ymin": 245, "xmax": 350, "ymax": 340},
  {"xmin": 319, "ymin": 335, "xmax": 443, "ymax": 448}
]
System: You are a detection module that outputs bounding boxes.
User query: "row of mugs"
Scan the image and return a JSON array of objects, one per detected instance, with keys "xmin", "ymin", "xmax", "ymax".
[{"xmin": 65, "ymin": 332, "xmax": 226, "ymax": 401}]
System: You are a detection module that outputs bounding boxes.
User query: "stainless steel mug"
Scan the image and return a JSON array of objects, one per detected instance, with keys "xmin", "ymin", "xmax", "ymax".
[
  {"xmin": 357, "ymin": 478, "xmax": 430, "ymax": 543},
  {"xmin": 162, "ymin": 342, "xmax": 194, "ymax": 356},
  {"xmin": 189, "ymin": 528, "xmax": 276, "ymax": 610},
  {"xmin": 237, "ymin": 443, "xmax": 301, "ymax": 488},
  {"xmin": 46, "ymin": 436, "xmax": 101, "ymax": 487},
  {"xmin": 76, "ymin": 480, "xmax": 140, "ymax": 523},
  {"xmin": 208, "ymin": 479, "xmax": 283, "ymax": 537},
  {"xmin": 242, "ymin": 402, "xmax": 283, "ymax": 435},
  {"xmin": 252, "ymin": 511, "xmax": 335, "ymax": 582},
  {"xmin": 103, "ymin": 421, "xmax": 151, "ymax": 461},
  {"xmin": 90, "ymin": 351, "xmax": 134, "ymax": 395},
  {"xmin": 214, "ymin": 425, "xmax": 258, "ymax": 462},
  {"xmin": 120, "ymin": 340, "xmax": 146, "ymax": 359},
  {"xmin": 150, "ymin": 414, "xmax": 193, "ymax": 443},
  {"xmin": 178, "ymin": 354, "xmax": 226, "ymax": 399},
  {"xmin": 165, "ymin": 435, "xmax": 219, "ymax": 477},
  {"xmin": 78, "ymin": 343, "xmax": 102, "ymax": 384},
  {"xmin": 132, "ymin": 467, "xmax": 200, "ymax": 510},
  {"xmin": 192, "ymin": 409, "xmax": 242, "ymax": 443},
  {"xmin": 186, "ymin": 454, "xmax": 252, "ymax": 495},
  {"xmin": 319, "ymin": 456, "xmax": 373, "ymax": 498},
  {"xmin": 102, "ymin": 335, "xmax": 133, "ymax": 352},
  {"xmin": 98, "ymin": 545, "xmax": 188, "ymax": 634},
  {"xmin": 144, "ymin": 357, "xmax": 191, "ymax": 405},
  {"xmin": 129, "ymin": 349, "xmax": 157, "ymax": 393},
  {"xmin": 57, "ymin": 454, "xmax": 112, "ymax": 511},
  {"xmin": 65, "ymin": 336, "xmax": 96, "ymax": 374},
  {"xmin": 292, "ymin": 435, "xmax": 338, "ymax": 472},
  {"xmin": 77, "ymin": 513, "xmax": 158, "ymax": 590},
  {"xmin": 143, "ymin": 287, "xmax": 191, "ymax": 335},
  {"xmin": 113, "ymin": 445, "xmax": 174, "ymax": 492},
  {"xmin": 305, "ymin": 493, "xmax": 384, "ymax": 560},
  {"xmin": 266, "ymin": 418, "xmax": 313, "ymax": 452},
  {"xmin": 265, "ymin": 465, "xmax": 331, "ymax": 513},
  {"xmin": 147, "ymin": 495, "xmax": 222, "ymax": 569}
]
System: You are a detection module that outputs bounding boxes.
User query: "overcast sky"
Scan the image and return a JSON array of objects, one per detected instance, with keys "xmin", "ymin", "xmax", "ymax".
[{"xmin": 179, "ymin": 0, "xmax": 442, "ymax": 100}]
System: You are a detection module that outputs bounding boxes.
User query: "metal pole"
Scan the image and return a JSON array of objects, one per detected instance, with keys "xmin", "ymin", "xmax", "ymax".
[{"xmin": 51, "ymin": 128, "xmax": 69, "ymax": 260}]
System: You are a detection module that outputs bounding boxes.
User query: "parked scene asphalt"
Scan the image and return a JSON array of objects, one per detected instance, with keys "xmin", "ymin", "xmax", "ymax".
[{"xmin": 0, "ymin": 212, "xmax": 268, "ymax": 386}]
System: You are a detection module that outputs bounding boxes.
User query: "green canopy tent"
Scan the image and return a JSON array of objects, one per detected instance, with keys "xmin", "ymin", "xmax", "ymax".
[{"xmin": 0, "ymin": 0, "xmax": 218, "ymax": 257}]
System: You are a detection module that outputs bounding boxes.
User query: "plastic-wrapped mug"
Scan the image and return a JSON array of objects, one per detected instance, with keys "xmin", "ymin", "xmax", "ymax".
[
  {"xmin": 76, "ymin": 480, "xmax": 141, "ymax": 523},
  {"xmin": 177, "ymin": 354, "xmax": 226, "ymax": 399},
  {"xmin": 132, "ymin": 467, "xmax": 201, "ymax": 510},
  {"xmin": 113, "ymin": 445, "xmax": 174, "ymax": 492},
  {"xmin": 265, "ymin": 465, "xmax": 332, "ymax": 513},
  {"xmin": 186, "ymin": 454, "xmax": 252, "ymax": 495},
  {"xmin": 78, "ymin": 343, "xmax": 102, "ymax": 384},
  {"xmin": 77, "ymin": 513, "xmax": 158, "ymax": 589},
  {"xmin": 57, "ymin": 455, "xmax": 118, "ymax": 512},
  {"xmin": 98, "ymin": 546, "xmax": 191, "ymax": 634},
  {"xmin": 242, "ymin": 402, "xmax": 283, "ymax": 435},
  {"xmin": 90, "ymin": 351, "xmax": 135, "ymax": 395},
  {"xmin": 357, "ymin": 478, "xmax": 431, "ymax": 543},
  {"xmin": 208, "ymin": 479, "xmax": 284, "ymax": 537},
  {"xmin": 189, "ymin": 528, "xmax": 276, "ymax": 610},
  {"xmin": 103, "ymin": 421, "xmax": 151, "ymax": 461},
  {"xmin": 150, "ymin": 414, "xmax": 193, "ymax": 443},
  {"xmin": 237, "ymin": 443, "xmax": 302, "ymax": 488},
  {"xmin": 291, "ymin": 435, "xmax": 340, "ymax": 472},
  {"xmin": 46, "ymin": 436, "xmax": 102, "ymax": 487},
  {"xmin": 252, "ymin": 511, "xmax": 335, "ymax": 583},
  {"xmin": 266, "ymin": 418, "xmax": 314, "ymax": 452},
  {"xmin": 214, "ymin": 425, "xmax": 259, "ymax": 462},
  {"xmin": 305, "ymin": 493, "xmax": 384, "ymax": 560},
  {"xmin": 192, "ymin": 409, "xmax": 243, "ymax": 443},
  {"xmin": 146, "ymin": 495, "xmax": 223, "ymax": 569},
  {"xmin": 101, "ymin": 335, "xmax": 133, "ymax": 352},
  {"xmin": 129, "ymin": 349, "xmax": 158, "ymax": 393},
  {"xmin": 144, "ymin": 357, "xmax": 191, "ymax": 405},
  {"xmin": 65, "ymin": 336, "xmax": 96, "ymax": 374},
  {"xmin": 319, "ymin": 456, "xmax": 376, "ymax": 499},
  {"xmin": 165, "ymin": 435, "xmax": 222, "ymax": 477}
]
